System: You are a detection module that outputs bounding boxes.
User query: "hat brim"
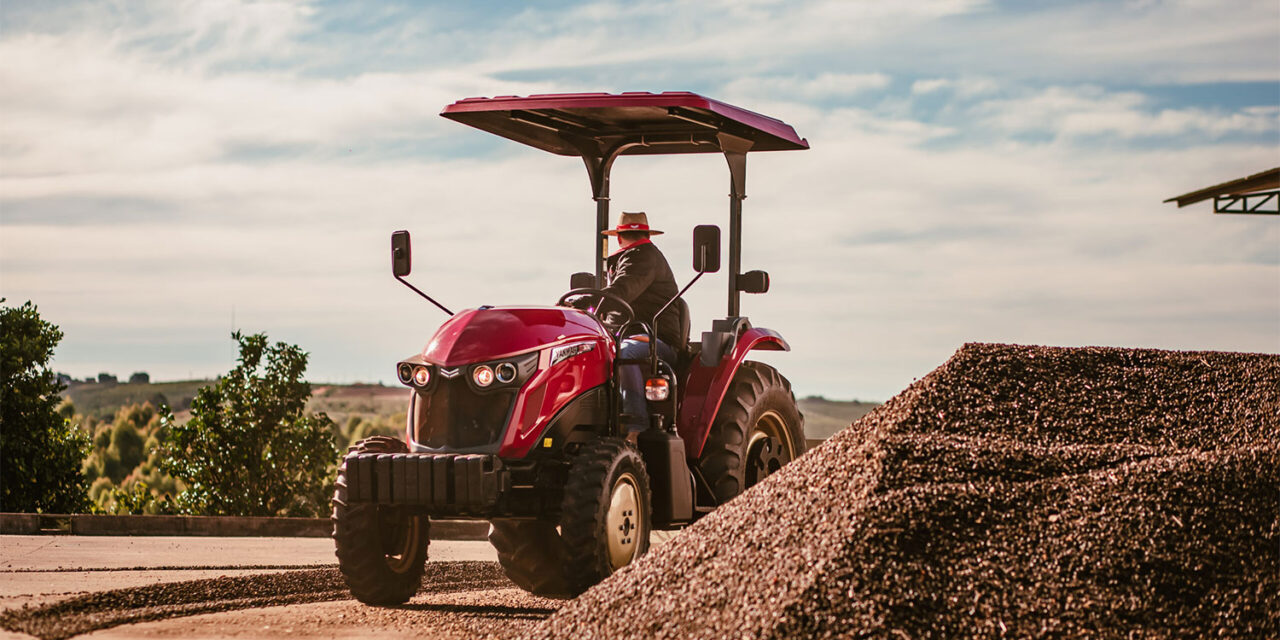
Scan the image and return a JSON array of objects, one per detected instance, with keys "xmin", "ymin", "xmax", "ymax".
[{"xmin": 602, "ymin": 229, "xmax": 664, "ymax": 236}]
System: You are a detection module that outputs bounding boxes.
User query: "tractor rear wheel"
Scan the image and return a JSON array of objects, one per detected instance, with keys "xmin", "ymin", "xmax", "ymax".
[
  {"xmin": 333, "ymin": 436, "xmax": 430, "ymax": 605},
  {"xmin": 697, "ymin": 362, "xmax": 805, "ymax": 505}
]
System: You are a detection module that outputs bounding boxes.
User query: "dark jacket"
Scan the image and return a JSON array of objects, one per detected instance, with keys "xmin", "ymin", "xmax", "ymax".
[{"xmin": 602, "ymin": 240, "xmax": 682, "ymax": 346}]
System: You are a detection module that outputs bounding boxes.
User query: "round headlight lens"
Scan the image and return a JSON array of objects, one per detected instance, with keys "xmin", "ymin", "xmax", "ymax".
[
  {"xmin": 473, "ymin": 365, "xmax": 494, "ymax": 387},
  {"xmin": 397, "ymin": 363, "xmax": 414, "ymax": 385},
  {"xmin": 495, "ymin": 362, "xmax": 518, "ymax": 384},
  {"xmin": 412, "ymin": 366, "xmax": 431, "ymax": 387}
]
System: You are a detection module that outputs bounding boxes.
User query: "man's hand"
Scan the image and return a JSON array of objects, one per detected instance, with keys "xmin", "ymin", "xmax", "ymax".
[
  {"xmin": 563, "ymin": 294, "xmax": 595, "ymax": 311},
  {"xmin": 625, "ymin": 430, "xmax": 640, "ymax": 445}
]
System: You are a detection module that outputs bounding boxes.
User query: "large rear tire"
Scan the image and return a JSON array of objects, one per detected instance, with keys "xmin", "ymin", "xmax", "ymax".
[
  {"xmin": 489, "ymin": 438, "xmax": 651, "ymax": 598},
  {"xmin": 697, "ymin": 362, "xmax": 805, "ymax": 505},
  {"xmin": 333, "ymin": 436, "xmax": 430, "ymax": 605}
]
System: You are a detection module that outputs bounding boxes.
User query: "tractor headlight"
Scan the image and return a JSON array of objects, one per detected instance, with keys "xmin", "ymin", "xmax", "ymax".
[
  {"xmin": 397, "ymin": 363, "xmax": 414, "ymax": 385},
  {"xmin": 495, "ymin": 362, "xmax": 518, "ymax": 384},
  {"xmin": 473, "ymin": 364, "xmax": 495, "ymax": 387},
  {"xmin": 412, "ymin": 365, "xmax": 431, "ymax": 387}
]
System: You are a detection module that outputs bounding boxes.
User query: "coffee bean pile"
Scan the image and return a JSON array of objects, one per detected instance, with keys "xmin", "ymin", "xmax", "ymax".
[{"xmin": 527, "ymin": 343, "xmax": 1279, "ymax": 639}]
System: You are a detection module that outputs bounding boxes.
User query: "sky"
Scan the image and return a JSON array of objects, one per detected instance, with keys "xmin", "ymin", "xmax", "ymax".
[{"xmin": 2, "ymin": 0, "xmax": 1277, "ymax": 401}]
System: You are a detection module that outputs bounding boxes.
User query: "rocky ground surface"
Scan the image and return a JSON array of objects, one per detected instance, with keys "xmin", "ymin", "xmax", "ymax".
[
  {"xmin": 82, "ymin": 586, "xmax": 557, "ymax": 640},
  {"xmin": 0, "ymin": 538, "xmax": 509, "ymax": 640},
  {"xmin": 526, "ymin": 343, "xmax": 1279, "ymax": 639},
  {"xmin": 1, "ymin": 563, "xmax": 530, "ymax": 640}
]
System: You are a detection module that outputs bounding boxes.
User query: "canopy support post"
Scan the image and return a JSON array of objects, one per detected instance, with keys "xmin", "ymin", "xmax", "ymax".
[
  {"xmin": 575, "ymin": 139, "xmax": 641, "ymax": 284},
  {"xmin": 719, "ymin": 133, "xmax": 753, "ymax": 317}
]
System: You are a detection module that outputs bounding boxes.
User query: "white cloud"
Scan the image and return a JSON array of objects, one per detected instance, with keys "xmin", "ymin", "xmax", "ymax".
[
  {"xmin": 724, "ymin": 73, "xmax": 891, "ymax": 103},
  {"xmin": 973, "ymin": 86, "xmax": 1279, "ymax": 140},
  {"xmin": 0, "ymin": 31, "xmax": 558, "ymax": 178},
  {"xmin": 910, "ymin": 77, "xmax": 999, "ymax": 98},
  {"xmin": 2, "ymin": 0, "xmax": 1277, "ymax": 400}
]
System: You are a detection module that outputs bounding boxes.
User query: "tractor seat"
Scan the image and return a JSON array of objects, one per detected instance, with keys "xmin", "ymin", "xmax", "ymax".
[
  {"xmin": 620, "ymin": 298, "xmax": 691, "ymax": 371},
  {"xmin": 666, "ymin": 297, "xmax": 695, "ymax": 374}
]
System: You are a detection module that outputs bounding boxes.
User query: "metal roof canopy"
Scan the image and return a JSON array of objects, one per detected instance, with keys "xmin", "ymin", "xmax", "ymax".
[
  {"xmin": 1164, "ymin": 167, "xmax": 1279, "ymax": 215},
  {"xmin": 441, "ymin": 92, "xmax": 811, "ymax": 316}
]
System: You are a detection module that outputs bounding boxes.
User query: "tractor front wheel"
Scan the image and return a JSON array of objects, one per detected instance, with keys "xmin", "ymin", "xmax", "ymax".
[
  {"xmin": 332, "ymin": 436, "xmax": 430, "ymax": 605},
  {"xmin": 488, "ymin": 519, "xmax": 571, "ymax": 597},
  {"xmin": 488, "ymin": 438, "xmax": 651, "ymax": 599},
  {"xmin": 560, "ymin": 438, "xmax": 652, "ymax": 596},
  {"xmin": 698, "ymin": 362, "xmax": 805, "ymax": 505}
]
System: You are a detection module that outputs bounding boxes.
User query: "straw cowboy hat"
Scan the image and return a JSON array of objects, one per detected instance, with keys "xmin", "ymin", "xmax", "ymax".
[{"xmin": 601, "ymin": 211, "xmax": 664, "ymax": 236}]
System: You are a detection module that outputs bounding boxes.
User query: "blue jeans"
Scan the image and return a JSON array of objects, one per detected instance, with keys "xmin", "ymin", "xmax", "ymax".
[{"xmin": 618, "ymin": 337, "xmax": 677, "ymax": 432}]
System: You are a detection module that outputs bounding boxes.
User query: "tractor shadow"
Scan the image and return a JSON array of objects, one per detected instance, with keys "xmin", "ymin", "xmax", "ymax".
[{"xmin": 398, "ymin": 602, "xmax": 558, "ymax": 621}]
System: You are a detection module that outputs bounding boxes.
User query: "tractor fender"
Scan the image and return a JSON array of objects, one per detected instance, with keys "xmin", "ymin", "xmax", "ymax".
[{"xmin": 677, "ymin": 327, "xmax": 789, "ymax": 459}]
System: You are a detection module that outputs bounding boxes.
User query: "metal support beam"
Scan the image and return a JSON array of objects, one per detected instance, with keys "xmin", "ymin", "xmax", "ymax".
[
  {"xmin": 1214, "ymin": 190, "xmax": 1279, "ymax": 215},
  {"xmin": 719, "ymin": 133, "xmax": 753, "ymax": 317},
  {"xmin": 1166, "ymin": 168, "xmax": 1280, "ymax": 208}
]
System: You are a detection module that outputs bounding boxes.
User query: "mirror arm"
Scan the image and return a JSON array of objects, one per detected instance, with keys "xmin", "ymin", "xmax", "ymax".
[
  {"xmin": 396, "ymin": 275, "xmax": 454, "ymax": 316},
  {"xmin": 649, "ymin": 271, "xmax": 705, "ymax": 375}
]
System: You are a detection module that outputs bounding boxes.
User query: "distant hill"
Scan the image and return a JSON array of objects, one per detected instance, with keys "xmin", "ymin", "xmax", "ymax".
[
  {"xmin": 64, "ymin": 380, "xmax": 876, "ymax": 441},
  {"xmin": 62, "ymin": 380, "xmax": 209, "ymax": 421},
  {"xmin": 797, "ymin": 396, "xmax": 880, "ymax": 440}
]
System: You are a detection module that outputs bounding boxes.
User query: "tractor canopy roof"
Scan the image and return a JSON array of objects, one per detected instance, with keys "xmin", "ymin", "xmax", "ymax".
[{"xmin": 441, "ymin": 91, "xmax": 808, "ymax": 156}]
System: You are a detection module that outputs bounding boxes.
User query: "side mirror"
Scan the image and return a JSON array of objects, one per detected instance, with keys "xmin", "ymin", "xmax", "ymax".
[
  {"xmin": 570, "ymin": 272, "xmax": 597, "ymax": 289},
  {"xmin": 739, "ymin": 270, "xmax": 770, "ymax": 294},
  {"xmin": 391, "ymin": 230, "xmax": 412, "ymax": 277},
  {"xmin": 693, "ymin": 225, "xmax": 721, "ymax": 274}
]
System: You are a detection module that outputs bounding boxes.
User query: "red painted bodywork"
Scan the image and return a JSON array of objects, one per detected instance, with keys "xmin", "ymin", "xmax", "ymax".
[
  {"xmin": 677, "ymin": 327, "xmax": 790, "ymax": 459},
  {"xmin": 416, "ymin": 306, "xmax": 614, "ymax": 459},
  {"xmin": 441, "ymin": 92, "xmax": 809, "ymax": 156},
  {"xmin": 497, "ymin": 337, "xmax": 612, "ymax": 459},
  {"xmin": 422, "ymin": 306, "xmax": 609, "ymax": 366}
]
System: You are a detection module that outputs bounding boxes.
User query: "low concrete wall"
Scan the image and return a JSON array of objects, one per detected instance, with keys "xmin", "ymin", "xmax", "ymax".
[
  {"xmin": 0, "ymin": 513, "xmax": 488, "ymax": 540},
  {"xmin": 0, "ymin": 513, "xmax": 42, "ymax": 535}
]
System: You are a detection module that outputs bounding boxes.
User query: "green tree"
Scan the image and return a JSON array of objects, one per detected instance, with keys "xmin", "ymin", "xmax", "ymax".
[
  {"xmin": 0, "ymin": 300, "xmax": 90, "ymax": 513},
  {"xmin": 161, "ymin": 332, "xmax": 337, "ymax": 517}
]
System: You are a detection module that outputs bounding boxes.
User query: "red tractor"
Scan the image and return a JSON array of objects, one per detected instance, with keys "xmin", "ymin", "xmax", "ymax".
[{"xmin": 333, "ymin": 92, "xmax": 809, "ymax": 601}]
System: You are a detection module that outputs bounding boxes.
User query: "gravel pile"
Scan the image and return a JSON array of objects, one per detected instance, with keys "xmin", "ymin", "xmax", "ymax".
[{"xmin": 527, "ymin": 343, "xmax": 1279, "ymax": 639}]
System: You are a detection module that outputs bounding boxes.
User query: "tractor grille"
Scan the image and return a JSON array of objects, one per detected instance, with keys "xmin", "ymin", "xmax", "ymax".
[{"xmin": 413, "ymin": 378, "xmax": 517, "ymax": 450}]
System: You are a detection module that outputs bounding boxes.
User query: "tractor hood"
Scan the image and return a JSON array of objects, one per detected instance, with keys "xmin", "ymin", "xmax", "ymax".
[{"xmin": 422, "ymin": 306, "xmax": 610, "ymax": 367}]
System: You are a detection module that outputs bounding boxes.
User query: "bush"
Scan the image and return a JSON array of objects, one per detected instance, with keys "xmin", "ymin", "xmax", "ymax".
[
  {"xmin": 109, "ymin": 420, "xmax": 145, "ymax": 474},
  {"xmin": 0, "ymin": 300, "xmax": 90, "ymax": 513},
  {"xmin": 161, "ymin": 332, "xmax": 338, "ymax": 517}
]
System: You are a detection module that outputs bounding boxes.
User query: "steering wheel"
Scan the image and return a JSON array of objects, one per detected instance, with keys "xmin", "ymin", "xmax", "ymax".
[{"xmin": 557, "ymin": 288, "xmax": 635, "ymax": 327}]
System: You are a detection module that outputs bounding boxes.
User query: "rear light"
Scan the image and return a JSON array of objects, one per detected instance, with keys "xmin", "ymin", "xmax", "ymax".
[
  {"xmin": 645, "ymin": 378, "xmax": 670, "ymax": 402},
  {"xmin": 473, "ymin": 365, "xmax": 495, "ymax": 387},
  {"xmin": 412, "ymin": 366, "xmax": 431, "ymax": 387},
  {"xmin": 397, "ymin": 363, "xmax": 414, "ymax": 385}
]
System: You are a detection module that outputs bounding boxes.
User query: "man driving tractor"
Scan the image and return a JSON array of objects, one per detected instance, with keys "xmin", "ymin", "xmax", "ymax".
[
  {"xmin": 335, "ymin": 91, "xmax": 810, "ymax": 602},
  {"xmin": 576, "ymin": 211, "xmax": 680, "ymax": 440}
]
